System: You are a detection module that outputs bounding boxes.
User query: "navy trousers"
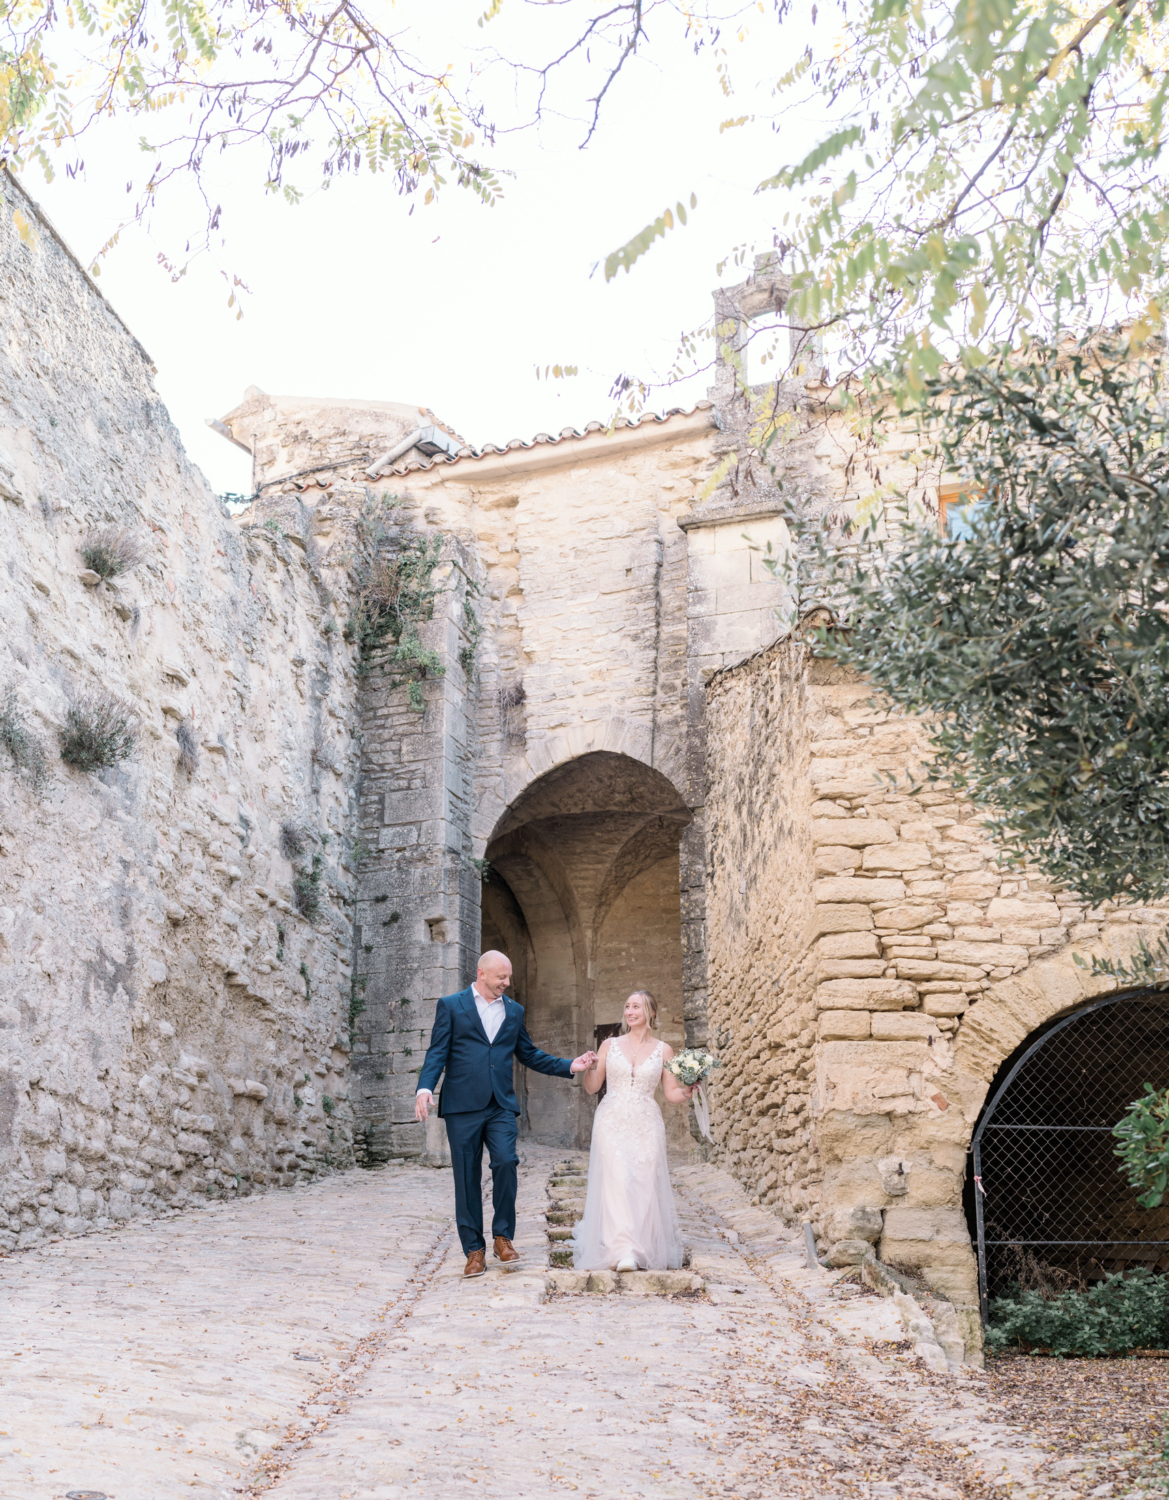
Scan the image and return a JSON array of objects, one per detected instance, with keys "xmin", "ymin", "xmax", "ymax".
[{"xmin": 444, "ymin": 1103, "xmax": 519, "ymax": 1254}]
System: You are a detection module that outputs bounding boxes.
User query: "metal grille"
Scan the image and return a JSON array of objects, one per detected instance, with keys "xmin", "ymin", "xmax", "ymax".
[{"xmin": 971, "ymin": 991, "xmax": 1169, "ymax": 1320}]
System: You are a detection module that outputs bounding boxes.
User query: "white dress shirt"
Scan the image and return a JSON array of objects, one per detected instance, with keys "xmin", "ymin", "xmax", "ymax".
[{"xmin": 417, "ymin": 983, "xmax": 504, "ymax": 1096}]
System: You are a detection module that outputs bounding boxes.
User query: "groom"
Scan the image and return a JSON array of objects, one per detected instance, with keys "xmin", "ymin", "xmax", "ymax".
[{"xmin": 415, "ymin": 950, "xmax": 596, "ymax": 1278}]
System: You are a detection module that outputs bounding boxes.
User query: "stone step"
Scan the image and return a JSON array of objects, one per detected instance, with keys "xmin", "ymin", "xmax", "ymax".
[
  {"xmin": 548, "ymin": 1177, "xmax": 588, "ymax": 1189},
  {"xmin": 546, "ymin": 1268, "xmax": 705, "ymax": 1296},
  {"xmin": 545, "ymin": 1210, "xmax": 582, "ymax": 1225},
  {"xmin": 546, "ymin": 1227, "xmax": 574, "ymax": 1241}
]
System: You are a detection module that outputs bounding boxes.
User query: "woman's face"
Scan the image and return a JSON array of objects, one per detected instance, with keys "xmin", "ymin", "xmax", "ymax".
[{"xmin": 624, "ymin": 994, "xmax": 647, "ymax": 1029}]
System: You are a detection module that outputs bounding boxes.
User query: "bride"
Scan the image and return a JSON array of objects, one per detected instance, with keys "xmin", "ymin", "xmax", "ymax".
[{"xmin": 571, "ymin": 989, "xmax": 694, "ymax": 1273}]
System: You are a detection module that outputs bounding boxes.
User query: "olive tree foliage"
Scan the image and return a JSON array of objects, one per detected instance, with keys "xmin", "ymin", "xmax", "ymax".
[{"xmin": 805, "ymin": 337, "xmax": 1169, "ymax": 906}]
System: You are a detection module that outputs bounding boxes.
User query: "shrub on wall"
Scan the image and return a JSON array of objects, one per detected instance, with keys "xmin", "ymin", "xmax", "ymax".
[
  {"xmin": 987, "ymin": 1269, "xmax": 1169, "ymax": 1357},
  {"xmin": 60, "ymin": 690, "xmax": 137, "ymax": 771},
  {"xmin": 293, "ymin": 853, "xmax": 323, "ymax": 920},
  {"xmin": 175, "ymin": 718, "xmax": 200, "ymax": 776},
  {"xmin": 0, "ymin": 684, "xmax": 50, "ymax": 791},
  {"xmin": 280, "ymin": 819, "xmax": 310, "ymax": 860},
  {"xmin": 81, "ymin": 526, "xmax": 146, "ymax": 580}
]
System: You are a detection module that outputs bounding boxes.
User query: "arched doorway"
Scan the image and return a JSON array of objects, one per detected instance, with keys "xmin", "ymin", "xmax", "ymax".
[
  {"xmin": 480, "ymin": 751, "xmax": 691, "ymax": 1151},
  {"xmin": 969, "ymin": 990, "xmax": 1169, "ymax": 1319}
]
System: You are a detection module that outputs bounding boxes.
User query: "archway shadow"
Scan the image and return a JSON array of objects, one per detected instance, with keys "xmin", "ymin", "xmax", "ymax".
[{"xmin": 481, "ymin": 751, "xmax": 691, "ymax": 1151}]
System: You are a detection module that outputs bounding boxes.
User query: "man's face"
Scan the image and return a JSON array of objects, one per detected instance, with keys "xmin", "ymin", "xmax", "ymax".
[{"xmin": 478, "ymin": 958, "xmax": 512, "ymax": 1000}]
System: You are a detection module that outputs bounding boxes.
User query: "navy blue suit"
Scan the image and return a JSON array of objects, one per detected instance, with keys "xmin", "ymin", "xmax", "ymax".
[{"xmin": 417, "ymin": 986, "xmax": 573, "ymax": 1253}]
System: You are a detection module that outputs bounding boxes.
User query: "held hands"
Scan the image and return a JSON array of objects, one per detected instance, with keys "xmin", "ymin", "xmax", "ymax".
[
  {"xmin": 569, "ymin": 1051, "xmax": 599, "ymax": 1074},
  {"xmin": 415, "ymin": 1090, "xmax": 434, "ymax": 1122}
]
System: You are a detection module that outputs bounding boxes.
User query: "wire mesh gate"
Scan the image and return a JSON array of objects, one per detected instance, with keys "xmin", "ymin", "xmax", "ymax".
[{"xmin": 971, "ymin": 990, "xmax": 1169, "ymax": 1322}]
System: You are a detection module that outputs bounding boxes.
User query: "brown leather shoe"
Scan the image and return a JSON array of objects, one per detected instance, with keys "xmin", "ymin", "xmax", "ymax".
[
  {"xmin": 493, "ymin": 1236, "xmax": 521, "ymax": 1264},
  {"xmin": 463, "ymin": 1249, "xmax": 486, "ymax": 1278}
]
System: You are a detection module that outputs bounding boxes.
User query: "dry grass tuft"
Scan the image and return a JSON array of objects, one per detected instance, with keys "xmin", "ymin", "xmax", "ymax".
[
  {"xmin": 60, "ymin": 690, "xmax": 137, "ymax": 772},
  {"xmin": 81, "ymin": 526, "xmax": 147, "ymax": 580},
  {"xmin": 175, "ymin": 718, "xmax": 199, "ymax": 776}
]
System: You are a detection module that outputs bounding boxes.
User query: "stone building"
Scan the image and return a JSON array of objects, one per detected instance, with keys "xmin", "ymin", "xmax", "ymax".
[{"xmin": 3, "ymin": 178, "xmax": 1166, "ymax": 1364}]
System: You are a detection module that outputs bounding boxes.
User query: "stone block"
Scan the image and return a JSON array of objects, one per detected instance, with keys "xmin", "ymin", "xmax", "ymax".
[
  {"xmin": 805, "ymin": 905, "xmax": 874, "ymax": 941},
  {"xmin": 811, "ymin": 818, "xmax": 896, "ymax": 847},
  {"xmin": 871, "ymin": 1013, "xmax": 939, "ymax": 1041},
  {"xmin": 830, "ymin": 1205, "xmax": 884, "ymax": 1242},
  {"xmin": 937, "ymin": 940, "xmax": 1028, "ymax": 967},
  {"xmin": 921, "ymin": 992, "xmax": 969, "ymax": 1017},
  {"xmin": 818, "ymin": 1010, "xmax": 871, "ymax": 1040},
  {"xmin": 824, "ymin": 1238, "xmax": 870, "ymax": 1267},
  {"xmin": 861, "ymin": 843, "xmax": 932, "ymax": 871},
  {"xmin": 817, "ymin": 931, "xmax": 881, "ymax": 959},
  {"xmin": 947, "ymin": 873, "xmax": 1001, "ymax": 900},
  {"xmin": 986, "ymin": 897, "xmax": 1061, "ymax": 926},
  {"xmin": 815, "ymin": 846, "xmax": 860, "ymax": 875},
  {"xmin": 820, "ymin": 1041, "xmax": 930, "ymax": 1115},
  {"xmin": 895, "ymin": 959, "xmax": 985, "ymax": 980},
  {"xmin": 814, "ymin": 978, "xmax": 917, "ymax": 1011},
  {"xmin": 874, "ymin": 904, "xmax": 944, "ymax": 931},
  {"xmin": 813, "ymin": 877, "xmax": 906, "ymax": 905},
  {"xmin": 815, "ymin": 1111, "xmax": 895, "ymax": 1163},
  {"xmin": 817, "ymin": 959, "xmax": 887, "ymax": 979}
]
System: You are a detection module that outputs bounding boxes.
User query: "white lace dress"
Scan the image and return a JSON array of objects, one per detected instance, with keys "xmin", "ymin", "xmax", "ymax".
[{"xmin": 571, "ymin": 1039, "xmax": 685, "ymax": 1271}]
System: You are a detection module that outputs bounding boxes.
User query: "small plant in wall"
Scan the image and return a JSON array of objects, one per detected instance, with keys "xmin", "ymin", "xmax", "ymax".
[
  {"xmin": 60, "ymin": 689, "xmax": 137, "ymax": 772},
  {"xmin": 343, "ymin": 492, "xmax": 447, "ymax": 707},
  {"xmin": 280, "ymin": 819, "xmax": 311, "ymax": 861},
  {"xmin": 293, "ymin": 853, "xmax": 324, "ymax": 921},
  {"xmin": 81, "ymin": 526, "xmax": 146, "ymax": 580},
  {"xmin": 175, "ymin": 717, "xmax": 200, "ymax": 776},
  {"xmin": 0, "ymin": 683, "xmax": 50, "ymax": 791}
]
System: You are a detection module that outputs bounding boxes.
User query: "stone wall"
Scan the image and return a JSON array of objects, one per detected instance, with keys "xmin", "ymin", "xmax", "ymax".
[
  {"xmin": 703, "ymin": 638, "xmax": 818, "ymax": 1212},
  {"xmin": 218, "ymin": 393, "xmax": 783, "ymax": 1158},
  {"xmin": 0, "ymin": 175, "xmax": 361, "ymax": 1250},
  {"xmin": 703, "ymin": 633, "xmax": 1169, "ymax": 1357}
]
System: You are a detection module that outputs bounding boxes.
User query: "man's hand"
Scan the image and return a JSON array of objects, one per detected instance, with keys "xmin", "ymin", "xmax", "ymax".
[
  {"xmin": 569, "ymin": 1051, "xmax": 598, "ymax": 1074},
  {"xmin": 415, "ymin": 1090, "xmax": 434, "ymax": 1122}
]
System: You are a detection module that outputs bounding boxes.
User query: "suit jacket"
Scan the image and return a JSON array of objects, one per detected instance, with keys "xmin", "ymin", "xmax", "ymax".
[{"xmin": 417, "ymin": 986, "xmax": 573, "ymax": 1117}]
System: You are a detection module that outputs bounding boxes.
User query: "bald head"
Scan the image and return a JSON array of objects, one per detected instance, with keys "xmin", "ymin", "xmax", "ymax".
[{"xmin": 476, "ymin": 950, "xmax": 512, "ymax": 1000}]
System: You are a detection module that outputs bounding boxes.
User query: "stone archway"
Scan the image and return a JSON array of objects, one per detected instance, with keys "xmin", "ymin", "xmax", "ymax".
[{"xmin": 481, "ymin": 751, "xmax": 692, "ymax": 1151}]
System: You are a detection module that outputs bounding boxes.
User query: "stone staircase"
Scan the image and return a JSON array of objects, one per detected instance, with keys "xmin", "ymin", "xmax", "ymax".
[{"xmin": 540, "ymin": 1153, "xmax": 705, "ymax": 1296}]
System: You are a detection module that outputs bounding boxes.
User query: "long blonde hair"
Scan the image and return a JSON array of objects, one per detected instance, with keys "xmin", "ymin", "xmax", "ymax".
[{"xmin": 619, "ymin": 989, "xmax": 658, "ymax": 1034}]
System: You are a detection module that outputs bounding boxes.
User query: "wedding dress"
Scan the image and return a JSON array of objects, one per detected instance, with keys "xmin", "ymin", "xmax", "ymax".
[{"xmin": 571, "ymin": 1038, "xmax": 685, "ymax": 1271}]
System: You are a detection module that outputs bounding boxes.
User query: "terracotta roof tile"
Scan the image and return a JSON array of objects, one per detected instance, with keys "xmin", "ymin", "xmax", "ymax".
[{"xmin": 374, "ymin": 401, "xmax": 716, "ymax": 477}]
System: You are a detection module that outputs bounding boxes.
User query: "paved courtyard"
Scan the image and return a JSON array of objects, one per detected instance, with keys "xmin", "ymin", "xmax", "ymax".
[{"xmin": 0, "ymin": 1150, "xmax": 1154, "ymax": 1500}]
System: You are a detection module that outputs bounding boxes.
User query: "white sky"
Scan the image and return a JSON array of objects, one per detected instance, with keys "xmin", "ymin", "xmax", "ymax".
[{"xmin": 29, "ymin": 2, "xmax": 824, "ymax": 496}]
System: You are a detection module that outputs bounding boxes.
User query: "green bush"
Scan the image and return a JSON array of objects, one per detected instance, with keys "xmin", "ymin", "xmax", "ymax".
[
  {"xmin": 293, "ymin": 854, "xmax": 323, "ymax": 920},
  {"xmin": 1114, "ymin": 1085, "xmax": 1169, "ymax": 1209},
  {"xmin": 987, "ymin": 1269, "xmax": 1169, "ymax": 1357},
  {"xmin": 59, "ymin": 690, "xmax": 137, "ymax": 772}
]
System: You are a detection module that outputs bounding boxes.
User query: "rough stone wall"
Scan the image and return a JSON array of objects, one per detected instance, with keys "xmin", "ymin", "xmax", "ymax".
[
  {"xmin": 703, "ymin": 638, "xmax": 818, "ymax": 1211},
  {"xmin": 704, "ymin": 633, "xmax": 1169, "ymax": 1358},
  {"xmin": 216, "ymin": 396, "xmax": 773, "ymax": 1157},
  {"xmin": 0, "ymin": 176, "xmax": 360, "ymax": 1251}
]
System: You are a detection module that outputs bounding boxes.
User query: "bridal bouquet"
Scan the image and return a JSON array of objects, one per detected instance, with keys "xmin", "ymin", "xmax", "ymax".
[{"xmin": 666, "ymin": 1048, "xmax": 721, "ymax": 1142}]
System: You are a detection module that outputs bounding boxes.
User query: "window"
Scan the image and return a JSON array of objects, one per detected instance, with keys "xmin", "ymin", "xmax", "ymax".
[{"xmin": 938, "ymin": 481, "xmax": 985, "ymax": 539}]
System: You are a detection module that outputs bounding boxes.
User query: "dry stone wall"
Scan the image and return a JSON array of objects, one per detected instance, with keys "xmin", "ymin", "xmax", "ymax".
[
  {"xmin": 704, "ymin": 635, "xmax": 1169, "ymax": 1359},
  {"xmin": 0, "ymin": 175, "xmax": 361, "ymax": 1251}
]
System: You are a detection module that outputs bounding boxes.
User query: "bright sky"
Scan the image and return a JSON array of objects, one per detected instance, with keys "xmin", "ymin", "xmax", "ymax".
[{"xmin": 31, "ymin": 3, "xmax": 823, "ymax": 496}]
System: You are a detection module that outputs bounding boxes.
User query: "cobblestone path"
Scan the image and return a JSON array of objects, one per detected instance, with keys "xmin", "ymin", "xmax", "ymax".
[{"xmin": 0, "ymin": 1150, "xmax": 1147, "ymax": 1500}]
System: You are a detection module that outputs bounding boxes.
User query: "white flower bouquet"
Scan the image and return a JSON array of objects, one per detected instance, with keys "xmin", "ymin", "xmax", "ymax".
[{"xmin": 665, "ymin": 1047, "xmax": 721, "ymax": 1142}]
